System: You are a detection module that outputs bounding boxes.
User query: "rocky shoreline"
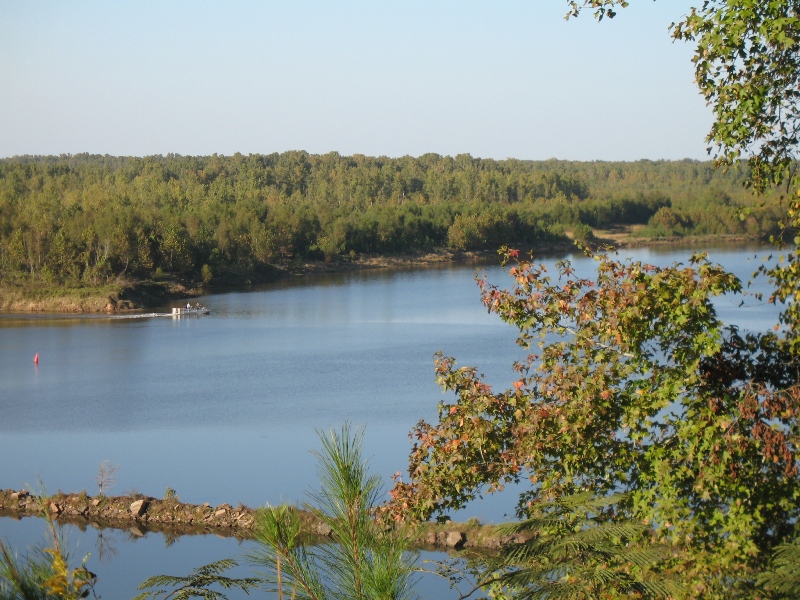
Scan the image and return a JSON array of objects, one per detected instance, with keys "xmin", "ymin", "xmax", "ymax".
[{"xmin": 0, "ymin": 489, "xmax": 531, "ymax": 551}]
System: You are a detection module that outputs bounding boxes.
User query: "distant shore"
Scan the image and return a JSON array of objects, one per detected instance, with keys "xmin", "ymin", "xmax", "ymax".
[{"xmin": 0, "ymin": 233, "xmax": 762, "ymax": 314}]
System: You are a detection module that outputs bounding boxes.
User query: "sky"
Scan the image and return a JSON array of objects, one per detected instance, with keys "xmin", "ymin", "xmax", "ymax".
[{"xmin": 0, "ymin": 1, "xmax": 711, "ymax": 161}]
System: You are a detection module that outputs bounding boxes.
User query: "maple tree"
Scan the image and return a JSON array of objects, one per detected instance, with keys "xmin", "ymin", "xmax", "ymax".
[
  {"xmin": 387, "ymin": 246, "xmax": 800, "ymax": 595},
  {"xmin": 387, "ymin": 3, "xmax": 800, "ymax": 595}
]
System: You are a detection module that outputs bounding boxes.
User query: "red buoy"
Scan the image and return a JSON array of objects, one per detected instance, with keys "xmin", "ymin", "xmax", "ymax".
[{"xmin": 33, "ymin": 353, "xmax": 39, "ymax": 365}]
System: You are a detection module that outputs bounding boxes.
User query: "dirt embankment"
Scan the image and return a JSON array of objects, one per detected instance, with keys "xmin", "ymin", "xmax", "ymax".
[
  {"xmin": 0, "ymin": 489, "xmax": 530, "ymax": 551},
  {"xmin": 0, "ymin": 279, "xmax": 203, "ymax": 313},
  {"xmin": 1, "ymin": 234, "xmax": 756, "ymax": 314},
  {"xmin": 0, "ymin": 246, "xmax": 552, "ymax": 314},
  {"xmin": 0, "ymin": 287, "xmax": 134, "ymax": 313}
]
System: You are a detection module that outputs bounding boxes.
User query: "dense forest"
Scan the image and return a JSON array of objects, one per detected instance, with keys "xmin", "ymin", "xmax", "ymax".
[{"xmin": 0, "ymin": 152, "xmax": 784, "ymax": 288}]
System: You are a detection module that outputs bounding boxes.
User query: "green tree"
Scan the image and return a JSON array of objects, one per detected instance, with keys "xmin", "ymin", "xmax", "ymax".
[
  {"xmin": 133, "ymin": 226, "xmax": 154, "ymax": 275},
  {"xmin": 5, "ymin": 230, "xmax": 28, "ymax": 276},
  {"xmin": 758, "ymin": 543, "xmax": 800, "ymax": 598},
  {"xmin": 570, "ymin": 222, "xmax": 596, "ymax": 245},
  {"xmin": 250, "ymin": 424, "xmax": 419, "ymax": 600},
  {"xmin": 389, "ymin": 249, "xmax": 800, "ymax": 597},
  {"xmin": 158, "ymin": 224, "xmax": 191, "ymax": 274},
  {"xmin": 568, "ymin": 1, "xmax": 800, "ymax": 194},
  {"xmin": 484, "ymin": 492, "xmax": 682, "ymax": 599},
  {"xmin": 672, "ymin": 0, "xmax": 800, "ymax": 194},
  {"xmin": 647, "ymin": 206, "xmax": 686, "ymax": 236},
  {"xmin": 447, "ymin": 214, "xmax": 487, "ymax": 251}
]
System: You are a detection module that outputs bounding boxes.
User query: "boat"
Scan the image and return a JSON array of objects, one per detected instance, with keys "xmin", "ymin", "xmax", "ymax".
[{"xmin": 171, "ymin": 305, "xmax": 210, "ymax": 316}]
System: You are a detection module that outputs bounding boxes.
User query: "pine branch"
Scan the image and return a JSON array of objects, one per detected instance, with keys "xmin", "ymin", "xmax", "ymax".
[{"xmin": 134, "ymin": 559, "xmax": 259, "ymax": 600}]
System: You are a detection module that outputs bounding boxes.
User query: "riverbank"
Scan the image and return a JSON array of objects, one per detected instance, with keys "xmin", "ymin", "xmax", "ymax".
[
  {"xmin": 0, "ymin": 489, "xmax": 529, "ymax": 551},
  {"xmin": 0, "ymin": 233, "xmax": 762, "ymax": 314},
  {"xmin": 0, "ymin": 248, "xmax": 515, "ymax": 313},
  {"xmin": 0, "ymin": 279, "xmax": 204, "ymax": 313}
]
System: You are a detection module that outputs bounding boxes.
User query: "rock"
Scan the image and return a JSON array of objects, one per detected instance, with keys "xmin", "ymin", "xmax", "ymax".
[
  {"xmin": 424, "ymin": 532, "xmax": 438, "ymax": 546},
  {"xmin": 202, "ymin": 502, "xmax": 211, "ymax": 508},
  {"xmin": 130, "ymin": 499, "xmax": 147, "ymax": 516},
  {"xmin": 27, "ymin": 502, "xmax": 42, "ymax": 513},
  {"xmin": 91, "ymin": 498, "xmax": 101, "ymax": 507},
  {"xmin": 444, "ymin": 531, "xmax": 465, "ymax": 548},
  {"xmin": 49, "ymin": 502, "xmax": 60, "ymax": 514},
  {"xmin": 500, "ymin": 532, "xmax": 533, "ymax": 546},
  {"xmin": 215, "ymin": 509, "xmax": 227, "ymax": 518},
  {"xmin": 315, "ymin": 522, "xmax": 332, "ymax": 536}
]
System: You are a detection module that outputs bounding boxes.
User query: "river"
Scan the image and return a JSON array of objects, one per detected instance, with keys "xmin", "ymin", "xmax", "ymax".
[{"xmin": 0, "ymin": 243, "xmax": 781, "ymax": 598}]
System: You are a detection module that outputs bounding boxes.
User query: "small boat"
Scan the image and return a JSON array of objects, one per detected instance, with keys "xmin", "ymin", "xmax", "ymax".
[{"xmin": 171, "ymin": 305, "xmax": 210, "ymax": 316}]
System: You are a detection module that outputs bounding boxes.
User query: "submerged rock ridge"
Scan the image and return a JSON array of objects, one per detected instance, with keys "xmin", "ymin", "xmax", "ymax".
[
  {"xmin": 0, "ymin": 488, "xmax": 531, "ymax": 550},
  {"xmin": 0, "ymin": 489, "xmax": 261, "ymax": 533}
]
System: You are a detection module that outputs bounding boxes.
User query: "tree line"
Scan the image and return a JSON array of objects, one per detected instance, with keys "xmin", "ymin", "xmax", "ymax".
[{"xmin": 0, "ymin": 152, "xmax": 783, "ymax": 287}]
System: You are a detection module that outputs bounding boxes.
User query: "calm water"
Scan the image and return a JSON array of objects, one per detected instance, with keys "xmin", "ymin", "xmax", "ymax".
[{"xmin": 0, "ymin": 243, "xmax": 780, "ymax": 598}]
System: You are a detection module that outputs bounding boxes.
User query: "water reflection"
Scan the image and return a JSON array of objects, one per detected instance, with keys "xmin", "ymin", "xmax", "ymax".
[
  {"xmin": 0, "ymin": 514, "xmax": 463, "ymax": 600},
  {"xmin": 94, "ymin": 528, "xmax": 119, "ymax": 562},
  {"xmin": 0, "ymin": 243, "xmax": 784, "ymax": 595}
]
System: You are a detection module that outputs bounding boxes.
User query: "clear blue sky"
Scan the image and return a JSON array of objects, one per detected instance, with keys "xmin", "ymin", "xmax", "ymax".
[{"xmin": 0, "ymin": 1, "xmax": 709, "ymax": 161}]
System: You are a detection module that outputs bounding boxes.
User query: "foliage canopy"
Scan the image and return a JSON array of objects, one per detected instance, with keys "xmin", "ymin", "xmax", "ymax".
[
  {"xmin": 0, "ymin": 154, "xmax": 781, "ymax": 289},
  {"xmin": 388, "ymin": 248, "xmax": 800, "ymax": 595},
  {"xmin": 387, "ymin": 1, "xmax": 800, "ymax": 597},
  {"xmin": 569, "ymin": 0, "xmax": 800, "ymax": 193}
]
